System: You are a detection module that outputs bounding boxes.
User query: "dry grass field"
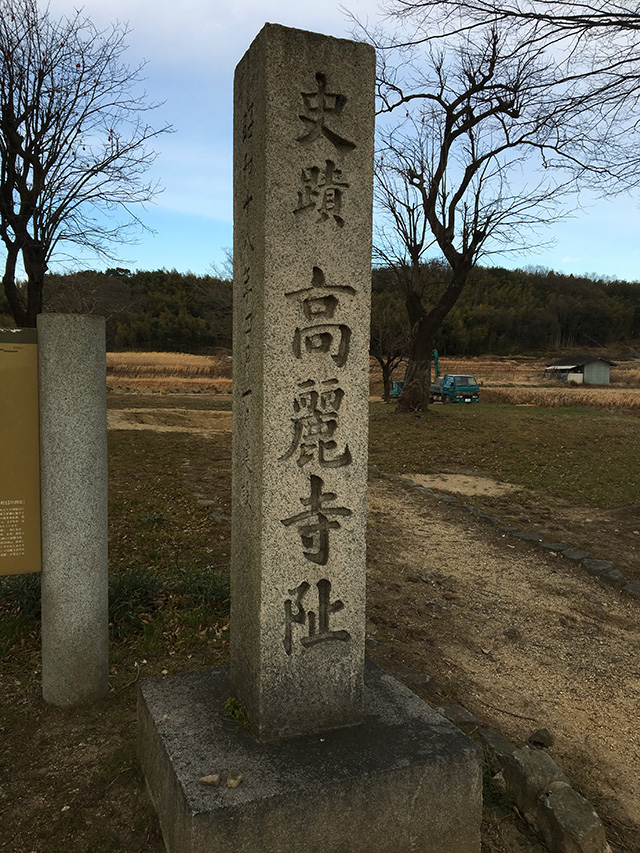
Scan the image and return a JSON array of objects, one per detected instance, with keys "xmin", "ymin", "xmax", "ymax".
[
  {"xmin": 481, "ymin": 385, "xmax": 640, "ymax": 410},
  {"xmin": 370, "ymin": 355, "xmax": 640, "ymax": 411},
  {"xmin": 3, "ymin": 355, "xmax": 640, "ymax": 852},
  {"xmin": 446, "ymin": 356, "xmax": 640, "ymax": 388},
  {"xmin": 107, "ymin": 350, "xmax": 640, "ymax": 411},
  {"xmin": 106, "ymin": 351, "xmax": 232, "ymax": 394}
]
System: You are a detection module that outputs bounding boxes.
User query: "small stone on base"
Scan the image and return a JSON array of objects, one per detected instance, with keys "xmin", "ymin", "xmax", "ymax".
[{"xmin": 138, "ymin": 660, "xmax": 482, "ymax": 853}]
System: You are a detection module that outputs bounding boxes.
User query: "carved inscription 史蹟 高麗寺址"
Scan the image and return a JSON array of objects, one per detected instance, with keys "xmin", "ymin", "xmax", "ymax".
[
  {"xmin": 231, "ymin": 25, "xmax": 374, "ymax": 739},
  {"xmin": 278, "ymin": 70, "xmax": 362, "ymax": 659}
]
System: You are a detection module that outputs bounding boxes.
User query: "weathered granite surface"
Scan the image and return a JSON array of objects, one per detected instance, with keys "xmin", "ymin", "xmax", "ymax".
[
  {"xmin": 231, "ymin": 24, "xmax": 375, "ymax": 740},
  {"xmin": 38, "ymin": 314, "xmax": 108, "ymax": 707},
  {"xmin": 138, "ymin": 660, "xmax": 482, "ymax": 853},
  {"xmin": 503, "ymin": 748, "xmax": 610, "ymax": 853}
]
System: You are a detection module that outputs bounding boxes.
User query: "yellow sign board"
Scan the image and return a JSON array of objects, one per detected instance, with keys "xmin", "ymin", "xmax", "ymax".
[{"xmin": 0, "ymin": 329, "xmax": 41, "ymax": 575}]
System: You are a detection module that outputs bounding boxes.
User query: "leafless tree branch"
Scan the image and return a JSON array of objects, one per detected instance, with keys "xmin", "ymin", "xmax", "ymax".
[
  {"xmin": 0, "ymin": 0, "xmax": 171, "ymax": 326},
  {"xmin": 371, "ymin": 27, "xmax": 577, "ymax": 410}
]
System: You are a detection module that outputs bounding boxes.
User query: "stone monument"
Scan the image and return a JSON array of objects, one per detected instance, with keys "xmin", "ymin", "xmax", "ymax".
[
  {"xmin": 230, "ymin": 21, "xmax": 373, "ymax": 742},
  {"xmin": 138, "ymin": 24, "xmax": 482, "ymax": 853},
  {"xmin": 1, "ymin": 318, "xmax": 109, "ymax": 707}
]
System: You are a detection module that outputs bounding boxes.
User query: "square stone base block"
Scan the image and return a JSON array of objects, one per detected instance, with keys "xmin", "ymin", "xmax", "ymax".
[{"xmin": 138, "ymin": 660, "xmax": 482, "ymax": 853}]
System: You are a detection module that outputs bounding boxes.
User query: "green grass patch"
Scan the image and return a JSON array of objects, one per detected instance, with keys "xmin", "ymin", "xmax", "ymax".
[
  {"xmin": 0, "ymin": 573, "xmax": 41, "ymax": 657},
  {"xmin": 369, "ymin": 401, "xmax": 640, "ymax": 508}
]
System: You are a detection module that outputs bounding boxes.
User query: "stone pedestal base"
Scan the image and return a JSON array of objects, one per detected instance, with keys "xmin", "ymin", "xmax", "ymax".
[{"xmin": 138, "ymin": 661, "xmax": 482, "ymax": 853}]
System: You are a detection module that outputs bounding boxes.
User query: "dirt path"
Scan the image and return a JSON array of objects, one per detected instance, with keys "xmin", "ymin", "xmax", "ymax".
[
  {"xmin": 366, "ymin": 475, "xmax": 640, "ymax": 852},
  {"xmin": 107, "ymin": 402, "xmax": 640, "ymax": 850},
  {"xmin": 107, "ymin": 407, "xmax": 232, "ymax": 433}
]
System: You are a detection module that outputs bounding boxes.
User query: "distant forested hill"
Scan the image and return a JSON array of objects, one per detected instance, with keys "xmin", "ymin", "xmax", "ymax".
[
  {"xmin": 1, "ymin": 263, "xmax": 638, "ymax": 354},
  {"xmin": 372, "ymin": 261, "xmax": 640, "ymax": 355},
  {"xmin": 1, "ymin": 268, "xmax": 233, "ymax": 352}
]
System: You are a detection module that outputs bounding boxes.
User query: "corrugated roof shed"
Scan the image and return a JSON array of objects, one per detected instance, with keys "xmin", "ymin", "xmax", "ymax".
[{"xmin": 545, "ymin": 356, "xmax": 616, "ymax": 368}]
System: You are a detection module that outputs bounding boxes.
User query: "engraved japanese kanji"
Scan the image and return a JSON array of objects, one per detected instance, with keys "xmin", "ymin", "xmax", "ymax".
[
  {"xmin": 292, "ymin": 324, "xmax": 351, "ymax": 368},
  {"xmin": 294, "ymin": 160, "xmax": 349, "ymax": 226},
  {"xmin": 284, "ymin": 578, "xmax": 350, "ymax": 655},
  {"xmin": 287, "ymin": 267, "xmax": 354, "ymax": 367},
  {"xmin": 298, "ymin": 73, "xmax": 356, "ymax": 153},
  {"xmin": 281, "ymin": 378, "xmax": 351, "ymax": 468},
  {"xmin": 281, "ymin": 474, "xmax": 352, "ymax": 565},
  {"xmin": 286, "ymin": 266, "xmax": 355, "ymax": 321}
]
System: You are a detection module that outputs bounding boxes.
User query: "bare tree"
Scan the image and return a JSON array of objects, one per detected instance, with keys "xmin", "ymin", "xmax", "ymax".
[
  {"xmin": 370, "ymin": 287, "xmax": 409, "ymax": 400},
  {"xmin": 0, "ymin": 0, "xmax": 170, "ymax": 327},
  {"xmin": 373, "ymin": 27, "xmax": 577, "ymax": 410},
  {"xmin": 42, "ymin": 269, "xmax": 133, "ymax": 317},
  {"xmin": 389, "ymin": 0, "xmax": 640, "ymax": 39},
  {"xmin": 381, "ymin": 0, "xmax": 640, "ymax": 188}
]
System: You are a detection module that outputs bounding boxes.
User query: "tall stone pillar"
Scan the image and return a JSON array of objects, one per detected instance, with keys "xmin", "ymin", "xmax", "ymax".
[
  {"xmin": 137, "ymin": 27, "xmax": 482, "ymax": 853},
  {"xmin": 231, "ymin": 23, "xmax": 375, "ymax": 741},
  {"xmin": 38, "ymin": 314, "xmax": 109, "ymax": 707}
]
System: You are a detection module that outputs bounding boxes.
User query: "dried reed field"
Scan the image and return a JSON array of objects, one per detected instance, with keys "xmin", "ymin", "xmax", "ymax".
[
  {"xmin": 107, "ymin": 350, "xmax": 640, "ymax": 411},
  {"xmin": 369, "ymin": 354, "xmax": 640, "ymax": 411},
  {"xmin": 437, "ymin": 356, "xmax": 640, "ymax": 411},
  {"xmin": 106, "ymin": 351, "xmax": 232, "ymax": 394},
  {"xmin": 481, "ymin": 385, "xmax": 640, "ymax": 411},
  {"xmin": 386, "ymin": 356, "xmax": 640, "ymax": 389},
  {"xmin": 442, "ymin": 357, "xmax": 546, "ymax": 386}
]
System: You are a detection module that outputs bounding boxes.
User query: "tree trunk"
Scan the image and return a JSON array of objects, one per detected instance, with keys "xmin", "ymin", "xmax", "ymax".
[
  {"xmin": 22, "ymin": 245, "xmax": 46, "ymax": 327},
  {"xmin": 397, "ymin": 290, "xmax": 435, "ymax": 412},
  {"xmin": 374, "ymin": 354, "xmax": 393, "ymax": 401},
  {"xmin": 2, "ymin": 244, "xmax": 27, "ymax": 327},
  {"xmin": 396, "ymin": 325, "xmax": 434, "ymax": 411},
  {"xmin": 397, "ymin": 266, "xmax": 470, "ymax": 412},
  {"xmin": 381, "ymin": 362, "xmax": 392, "ymax": 401}
]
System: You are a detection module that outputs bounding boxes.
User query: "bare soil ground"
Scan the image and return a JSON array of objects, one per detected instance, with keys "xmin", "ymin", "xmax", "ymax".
[
  {"xmin": 403, "ymin": 470, "xmax": 640, "ymax": 584},
  {"xmin": 366, "ymin": 474, "xmax": 640, "ymax": 853},
  {"xmin": 3, "ymin": 398, "xmax": 639, "ymax": 852},
  {"xmin": 407, "ymin": 472, "xmax": 524, "ymax": 497},
  {"xmin": 420, "ymin": 469, "xmax": 640, "ymax": 585},
  {"xmin": 107, "ymin": 407, "xmax": 232, "ymax": 433},
  {"xmin": 110, "ymin": 404, "xmax": 640, "ymax": 851}
]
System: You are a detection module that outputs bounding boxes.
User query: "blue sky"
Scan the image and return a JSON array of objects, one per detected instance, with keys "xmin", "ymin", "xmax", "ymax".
[{"xmin": 43, "ymin": 0, "xmax": 640, "ymax": 283}]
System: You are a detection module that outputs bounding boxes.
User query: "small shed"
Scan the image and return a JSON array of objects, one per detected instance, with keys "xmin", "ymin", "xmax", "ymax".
[{"xmin": 544, "ymin": 357, "xmax": 615, "ymax": 385}]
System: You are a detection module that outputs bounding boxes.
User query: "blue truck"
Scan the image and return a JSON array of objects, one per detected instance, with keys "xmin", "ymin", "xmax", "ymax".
[
  {"xmin": 429, "ymin": 373, "xmax": 480, "ymax": 404},
  {"xmin": 390, "ymin": 350, "xmax": 480, "ymax": 403}
]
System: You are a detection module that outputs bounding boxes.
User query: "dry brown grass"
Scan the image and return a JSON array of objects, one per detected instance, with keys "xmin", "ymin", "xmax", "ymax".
[
  {"xmin": 370, "ymin": 356, "xmax": 547, "ymax": 391},
  {"xmin": 106, "ymin": 351, "xmax": 233, "ymax": 394},
  {"xmin": 442, "ymin": 357, "xmax": 546, "ymax": 386},
  {"xmin": 481, "ymin": 385, "xmax": 640, "ymax": 411},
  {"xmin": 110, "ymin": 351, "xmax": 640, "ymax": 409},
  {"xmin": 610, "ymin": 361, "xmax": 640, "ymax": 386},
  {"xmin": 369, "ymin": 354, "xmax": 640, "ymax": 411},
  {"xmin": 448, "ymin": 356, "xmax": 640, "ymax": 389},
  {"xmin": 107, "ymin": 351, "xmax": 233, "ymax": 377}
]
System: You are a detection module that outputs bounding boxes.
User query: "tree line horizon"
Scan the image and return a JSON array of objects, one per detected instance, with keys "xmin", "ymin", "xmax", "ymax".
[
  {"xmin": 2, "ymin": 261, "xmax": 638, "ymax": 358},
  {"xmin": 3, "ymin": 0, "xmax": 640, "ymax": 411}
]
